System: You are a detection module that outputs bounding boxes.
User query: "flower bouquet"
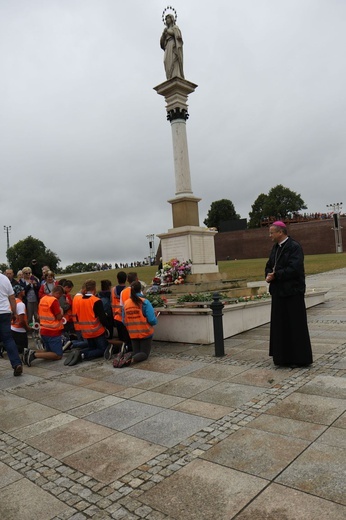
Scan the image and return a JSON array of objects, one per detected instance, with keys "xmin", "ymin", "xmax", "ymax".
[{"xmin": 155, "ymin": 258, "xmax": 192, "ymax": 286}]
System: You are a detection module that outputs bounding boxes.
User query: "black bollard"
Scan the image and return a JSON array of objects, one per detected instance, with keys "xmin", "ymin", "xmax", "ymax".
[{"xmin": 210, "ymin": 292, "xmax": 225, "ymax": 357}]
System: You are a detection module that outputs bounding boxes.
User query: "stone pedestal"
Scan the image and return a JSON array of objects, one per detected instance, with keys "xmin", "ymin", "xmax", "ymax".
[
  {"xmin": 168, "ymin": 195, "xmax": 200, "ymax": 227},
  {"xmin": 157, "ymin": 226, "xmax": 219, "ymax": 274}
]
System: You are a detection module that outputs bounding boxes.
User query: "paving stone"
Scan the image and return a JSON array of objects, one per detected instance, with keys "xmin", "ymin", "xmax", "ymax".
[
  {"xmin": 9, "ymin": 379, "xmax": 76, "ymax": 401},
  {"xmin": 10, "ymin": 412, "xmax": 77, "ymax": 441},
  {"xmin": 131, "ymin": 390, "xmax": 185, "ymax": 408},
  {"xmin": 0, "ymin": 478, "xmax": 73, "ymax": 519},
  {"xmin": 68, "ymin": 395, "xmax": 124, "ymax": 418},
  {"xmin": 236, "ymin": 482, "xmax": 346, "ymax": 519},
  {"xmin": 0, "ymin": 391, "xmax": 31, "ymax": 411},
  {"xmin": 333, "ymin": 411, "xmax": 346, "ymax": 429},
  {"xmin": 0, "ymin": 402, "xmax": 59, "ymax": 432},
  {"xmin": 298, "ymin": 374, "xmax": 346, "ymax": 399},
  {"xmin": 84, "ymin": 380, "xmax": 126, "ymax": 394},
  {"xmin": 124, "ymin": 409, "xmax": 213, "ymax": 448},
  {"xmin": 39, "ymin": 387, "xmax": 108, "ymax": 412},
  {"xmin": 266, "ymin": 392, "xmax": 346, "ymax": 425},
  {"xmin": 193, "ymin": 381, "xmax": 266, "ymax": 408},
  {"xmin": 0, "ymin": 461, "xmax": 23, "ymax": 488},
  {"xmin": 187, "ymin": 363, "xmax": 248, "ymax": 380},
  {"xmin": 106, "ymin": 369, "xmax": 179, "ymax": 390},
  {"xmin": 87, "ymin": 400, "xmax": 164, "ymax": 431},
  {"xmin": 139, "ymin": 459, "xmax": 267, "ymax": 519},
  {"xmin": 316, "ymin": 426, "xmax": 346, "ymax": 448},
  {"xmin": 202, "ymin": 427, "xmax": 309, "ymax": 479},
  {"xmin": 276, "ymin": 443, "xmax": 346, "ymax": 505},
  {"xmin": 26, "ymin": 419, "xmax": 116, "ymax": 458},
  {"xmin": 62, "ymin": 432, "xmax": 164, "ymax": 483},
  {"xmin": 0, "ymin": 372, "xmax": 42, "ymax": 390},
  {"xmin": 74, "ymin": 365, "xmax": 115, "ymax": 381},
  {"xmin": 227, "ymin": 366, "xmax": 291, "ymax": 387},
  {"xmin": 246, "ymin": 413, "xmax": 327, "ymax": 441},
  {"xmin": 153, "ymin": 375, "xmax": 219, "ymax": 398}
]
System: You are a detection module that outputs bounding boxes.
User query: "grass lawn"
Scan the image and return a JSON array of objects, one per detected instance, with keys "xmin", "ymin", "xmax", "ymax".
[{"xmin": 58, "ymin": 253, "xmax": 345, "ymax": 295}]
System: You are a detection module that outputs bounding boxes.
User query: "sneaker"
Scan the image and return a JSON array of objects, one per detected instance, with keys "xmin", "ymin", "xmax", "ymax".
[
  {"xmin": 104, "ymin": 343, "xmax": 113, "ymax": 361},
  {"xmin": 68, "ymin": 350, "xmax": 82, "ymax": 366},
  {"xmin": 64, "ymin": 350, "xmax": 78, "ymax": 366},
  {"xmin": 62, "ymin": 340, "xmax": 73, "ymax": 352},
  {"xmin": 23, "ymin": 349, "xmax": 35, "ymax": 367},
  {"xmin": 118, "ymin": 352, "xmax": 132, "ymax": 368},
  {"xmin": 113, "ymin": 351, "xmax": 124, "ymax": 368},
  {"xmin": 13, "ymin": 364, "xmax": 23, "ymax": 376}
]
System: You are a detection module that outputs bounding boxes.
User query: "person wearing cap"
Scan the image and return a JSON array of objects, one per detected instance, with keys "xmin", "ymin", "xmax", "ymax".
[
  {"xmin": 265, "ymin": 221, "xmax": 313, "ymax": 367},
  {"xmin": 11, "ymin": 285, "xmax": 33, "ymax": 355},
  {"xmin": 31, "ymin": 259, "xmax": 41, "ymax": 280}
]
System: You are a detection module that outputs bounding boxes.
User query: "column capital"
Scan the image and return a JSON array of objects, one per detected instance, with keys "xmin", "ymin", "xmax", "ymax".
[
  {"xmin": 154, "ymin": 77, "xmax": 198, "ymax": 113},
  {"xmin": 167, "ymin": 108, "xmax": 189, "ymax": 122}
]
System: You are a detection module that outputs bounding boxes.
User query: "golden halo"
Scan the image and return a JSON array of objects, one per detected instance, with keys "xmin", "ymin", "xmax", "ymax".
[{"xmin": 162, "ymin": 6, "xmax": 177, "ymax": 24}]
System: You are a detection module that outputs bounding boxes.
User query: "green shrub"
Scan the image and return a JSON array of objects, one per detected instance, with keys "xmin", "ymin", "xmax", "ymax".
[{"xmin": 146, "ymin": 294, "xmax": 167, "ymax": 308}]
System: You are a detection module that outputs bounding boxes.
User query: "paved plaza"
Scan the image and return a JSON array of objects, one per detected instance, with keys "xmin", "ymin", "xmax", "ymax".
[{"xmin": 0, "ymin": 269, "xmax": 345, "ymax": 519}]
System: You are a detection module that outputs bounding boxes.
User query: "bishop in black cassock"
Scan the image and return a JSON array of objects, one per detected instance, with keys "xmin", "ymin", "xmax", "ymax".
[{"xmin": 265, "ymin": 221, "xmax": 313, "ymax": 367}]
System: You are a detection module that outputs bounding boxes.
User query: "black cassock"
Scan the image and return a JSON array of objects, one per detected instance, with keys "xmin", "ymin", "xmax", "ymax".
[{"xmin": 265, "ymin": 237, "xmax": 313, "ymax": 366}]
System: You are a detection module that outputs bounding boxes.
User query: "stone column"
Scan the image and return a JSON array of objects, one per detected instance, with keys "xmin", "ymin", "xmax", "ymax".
[{"xmin": 154, "ymin": 78, "xmax": 200, "ymax": 228}]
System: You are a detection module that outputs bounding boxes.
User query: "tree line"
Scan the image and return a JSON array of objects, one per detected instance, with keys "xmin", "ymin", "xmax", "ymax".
[{"xmin": 203, "ymin": 184, "xmax": 307, "ymax": 230}]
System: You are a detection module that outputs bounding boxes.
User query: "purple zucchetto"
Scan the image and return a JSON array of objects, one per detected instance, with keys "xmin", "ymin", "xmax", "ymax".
[{"xmin": 272, "ymin": 221, "xmax": 286, "ymax": 228}]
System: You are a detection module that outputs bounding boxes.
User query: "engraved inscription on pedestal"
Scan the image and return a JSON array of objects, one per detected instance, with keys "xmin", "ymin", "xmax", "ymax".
[
  {"xmin": 164, "ymin": 236, "xmax": 188, "ymax": 261},
  {"xmin": 191, "ymin": 234, "xmax": 215, "ymax": 264}
]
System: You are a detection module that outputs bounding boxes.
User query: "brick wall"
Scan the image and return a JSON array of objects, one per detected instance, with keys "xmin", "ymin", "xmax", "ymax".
[{"xmin": 214, "ymin": 218, "xmax": 346, "ymax": 260}]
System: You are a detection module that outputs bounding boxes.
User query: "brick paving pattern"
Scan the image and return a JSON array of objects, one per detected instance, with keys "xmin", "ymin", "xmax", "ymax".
[{"xmin": 0, "ymin": 269, "xmax": 345, "ymax": 519}]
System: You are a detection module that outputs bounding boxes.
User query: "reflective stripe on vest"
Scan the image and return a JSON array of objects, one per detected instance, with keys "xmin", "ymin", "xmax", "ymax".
[
  {"xmin": 124, "ymin": 297, "xmax": 154, "ymax": 339},
  {"xmin": 38, "ymin": 295, "xmax": 63, "ymax": 331},
  {"xmin": 76, "ymin": 294, "xmax": 105, "ymax": 338}
]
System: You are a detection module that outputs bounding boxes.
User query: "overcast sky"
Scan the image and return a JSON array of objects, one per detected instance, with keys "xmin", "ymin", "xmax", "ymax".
[{"xmin": 1, "ymin": 0, "xmax": 345, "ymax": 267}]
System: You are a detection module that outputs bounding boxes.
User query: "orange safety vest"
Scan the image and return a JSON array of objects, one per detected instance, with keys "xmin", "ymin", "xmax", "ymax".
[
  {"xmin": 76, "ymin": 294, "xmax": 106, "ymax": 339},
  {"xmin": 111, "ymin": 286, "xmax": 123, "ymax": 322},
  {"xmin": 124, "ymin": 297, "xmax": 154, "ymax": 339},
  {"xmin": 38, "ymin": 295, "xmax": 64, "ymax": 332},
  {"xmin": 71, "ymin": 293, "xmax": 83, "ymax": 331},
  {"xmin": 63, "ymin": 293, "xmax": 73, "ymax": 322},
  {"xmin": 120, "ymin": 286, "xmax": 131, "ymax": 306},
  {"xmin": 12, "ymin": 298, "xmax": 28, "ymax": 330}
]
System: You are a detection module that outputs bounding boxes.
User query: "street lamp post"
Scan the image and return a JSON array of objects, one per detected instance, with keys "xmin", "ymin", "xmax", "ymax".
[
  {"xmin": 3, "ymin": 226, "xmax": 11, "ymax": 251},
  {"xmin": 146, "ymin": 234, "xmax": 155, "ymax": 265},
  {"xmin": 326, "ymin": 203, "xmax": 343, "ymax": 253}
]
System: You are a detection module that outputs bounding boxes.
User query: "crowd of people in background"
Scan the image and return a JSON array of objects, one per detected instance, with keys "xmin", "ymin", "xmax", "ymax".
[
  {"xmin": 261, "ymin": 212, "xmax": 345, "ymax": 226},
  {"xmin": 0, "ymin": 264, "xmax": 157, "ymax": 377},
  {"xmin": 96, "ymin": 261, "xmax": 149, "ymax": 270}
]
